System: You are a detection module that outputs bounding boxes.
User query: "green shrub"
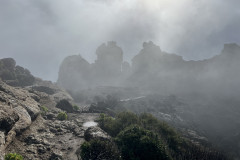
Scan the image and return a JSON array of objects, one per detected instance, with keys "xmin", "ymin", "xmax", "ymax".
[
  {"xmin": 115, "ymin": 125, "xmax": 171, "ymax": 160},
  {"xmin": 73, "ymin": 105, "xmax": 80, "ymax": 111},
  {"xmin": 57, "ymin": 112, "xmax": 67, "ymax": 121},
  {"xmin": 40, "ymin": 105, "xmax": 48, "ymax": 115},
  {"xmin": 98, "ymin": 112, "xmax": 139, "ymax": 137},
  {"xmin": 98, "ymin": 111, "xmax": 228, "ymax": 160},
  {"xmin": 80, "ymin": 139, "xmax": 121, "ymax": 160},
  {"xmin": 5, "ymin": 153, "xmax": 23, "ymax": 160}
]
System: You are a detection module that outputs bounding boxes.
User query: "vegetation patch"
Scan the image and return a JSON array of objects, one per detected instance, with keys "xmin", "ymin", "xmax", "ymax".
[
  {"xmin": 57, "ymin": 112, "xmax": 67, "ymax": 121},
  {"xmin": 5, "ymin": 153, "xmax": 23, "ymax": 160},
  {"xmin": 73, "ymin": 105, "xmax": 80, "ymax": 111},
  {"xmin": 80, "ymin": 139, "xmax": 121, "ymax": 160},
  {"xmin": 40, "ymin": 105, "xmax": 48, "ymax": 115},
  {"xmin": 89, "ymin": 111, "xmax": 229, "ymax": 160}
]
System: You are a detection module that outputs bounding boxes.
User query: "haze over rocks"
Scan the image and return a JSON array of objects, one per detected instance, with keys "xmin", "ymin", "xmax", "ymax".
[{"xmin": 57, "ymin": 41, "xmax": 240, "ymax": 98}]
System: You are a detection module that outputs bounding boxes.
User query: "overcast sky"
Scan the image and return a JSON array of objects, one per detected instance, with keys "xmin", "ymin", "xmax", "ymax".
[{"xmin": 0, "ymin": 0, "xmax": 240, "ymax": 81}]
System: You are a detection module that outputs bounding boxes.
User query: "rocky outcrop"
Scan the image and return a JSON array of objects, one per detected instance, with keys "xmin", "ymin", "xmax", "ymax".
[
  {"xmin": 0, "ymin": 58, "xmax": 35, "ymax": 87},
  {"xmin": 0, "ymin": 76, "xmax": 102, "ymax": 159},
  {"xmin": 0, "ymin": 79, "xmax": 40, "ymax": 159}
]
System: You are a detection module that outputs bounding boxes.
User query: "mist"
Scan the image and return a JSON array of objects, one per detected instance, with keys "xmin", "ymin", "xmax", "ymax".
[
  {"xmin": 1, "ymin": 0, "xmax": 240, "ymax": 81},
  {"xmin": 1, "ymin": 0, "xmax": 240, "ymax": 159}
]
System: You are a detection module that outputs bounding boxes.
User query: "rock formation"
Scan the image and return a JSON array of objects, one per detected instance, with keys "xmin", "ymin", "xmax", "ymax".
[
  {"xmin": 57, "ymin": 41, "xmax": 124, "ymax": 91},
  {"xmin": 57, "ymin": 41, "xmax": 240, "ymax": 97},
  {"xmin": 58, "ymin": 55, "xmax": 91, "ymax": 91},
  {"xmin": 0, "ymin": 58, "xmax": 35, "ymax": 87},
  {"xmin": 95, "ymin": 41, "xmax": 123, "ymax": 75}
]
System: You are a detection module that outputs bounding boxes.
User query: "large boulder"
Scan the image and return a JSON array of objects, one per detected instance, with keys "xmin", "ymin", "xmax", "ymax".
[
  {"xmin": 84, "ymin": 126, "xmax": 110, "ymax": 141},
  {"xmin": 56, "ymin": 99, "xmax": 74, "ymax": 113},
  {"xmin": 0, "ymin": 58, "xmax": 35, "ymax": 87}
]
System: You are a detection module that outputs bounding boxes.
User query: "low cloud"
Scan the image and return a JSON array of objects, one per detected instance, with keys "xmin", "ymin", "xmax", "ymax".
[{"xmin": 0, "ymin": 0, "xmax": 239, "ymax": 81}]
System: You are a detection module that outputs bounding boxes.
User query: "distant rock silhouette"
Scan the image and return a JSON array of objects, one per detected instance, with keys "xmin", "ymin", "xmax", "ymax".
[
  {"xmin": 57, "ymin": 41, "xmax": 124, "ymax": 91},
  {"xmin": 93, "ymin": 41, "xmax": 123, "ymax": 86},
  {"xmin": 57, "ymin": 41, "xmax": 240, "ymax": 97},
  {"xmin": 58, "ymin": 55, "xmax": 91, "ymax": 91},
  {"xmin": 95, "ymin": 41, "xmax": 123, "ymax": 75}
]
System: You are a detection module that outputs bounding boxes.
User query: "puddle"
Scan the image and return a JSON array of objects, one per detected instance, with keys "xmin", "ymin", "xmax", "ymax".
[{"xmin": 83, "ymin": 121, "xmax": 98, "ymax": 127}]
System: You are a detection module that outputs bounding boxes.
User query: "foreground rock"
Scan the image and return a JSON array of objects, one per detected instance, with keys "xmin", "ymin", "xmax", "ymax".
[
  {"xmin": 0, "ymin": 79, "xmax": 40, "ymax": 159},
  {"xmin": 0, "ymin": 78, "xmax": 101, "ymax": 159}
]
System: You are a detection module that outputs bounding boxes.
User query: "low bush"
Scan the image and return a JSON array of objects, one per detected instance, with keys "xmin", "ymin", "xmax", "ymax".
[
  {"xmin": 40, "ymin": 105, "xmax": 48, "ymax": 115},
  {"xmin": 115, "ymin": 125, "xmax": 171, "ymax": 160},
  {"xmin": 73, "ymin": 105, "xmax": 80, "ymax": 111},
  {"xmin": 5, "ymin": 153, "xmax": 23, "ymax": 160},
  {"xmin": 97, "ymin": 111, "xmax": 229, "ymax": 160},
  {"xmin": 80, "ymin": 139, "xmax": 121, "ymax": 160},
  {"xmin": 57, "ymin": 112, "xmax": 67, "ymax": 121}
]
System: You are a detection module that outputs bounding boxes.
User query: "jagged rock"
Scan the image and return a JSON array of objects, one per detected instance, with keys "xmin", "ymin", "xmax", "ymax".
[{"xmin": 84, "ymin": 126, "xmax": 110, "ymax": 141}]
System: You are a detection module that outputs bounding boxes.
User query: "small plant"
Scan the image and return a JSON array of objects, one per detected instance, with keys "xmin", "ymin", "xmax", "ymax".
[
  {"xmin": 57, "ymin": 112, "xmax": 67, "ymax": 121},
  {"xmin": 73, "ymin": 105, "xmax": 80, "ymax": 111},
  {"xmin": 80, "ymin": 139, "xmax": 121, "ymax": 160},
  {"xmin": 40, "ymin": 105, "xmax": 48, "ymax": 115},
  {"xmin": 5, "ymin": 153, "xmax": 23, "ymax": 160}
]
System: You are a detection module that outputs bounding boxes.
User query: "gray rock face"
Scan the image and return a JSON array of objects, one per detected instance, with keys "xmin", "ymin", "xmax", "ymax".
[{"xmin": 0, "ymin": 79, "xmax": 40, "ymax": 157}]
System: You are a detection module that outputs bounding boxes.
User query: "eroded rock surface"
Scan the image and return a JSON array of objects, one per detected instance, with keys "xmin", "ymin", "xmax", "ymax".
[{"xmin": 0, "ymin": 80, "xmax": 40, "ymax": 159}]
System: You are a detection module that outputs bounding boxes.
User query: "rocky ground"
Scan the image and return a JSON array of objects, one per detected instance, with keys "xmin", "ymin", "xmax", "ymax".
[{"xmin": 0, "ymin": 79, "xmax": 107, "ymax": 160}]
